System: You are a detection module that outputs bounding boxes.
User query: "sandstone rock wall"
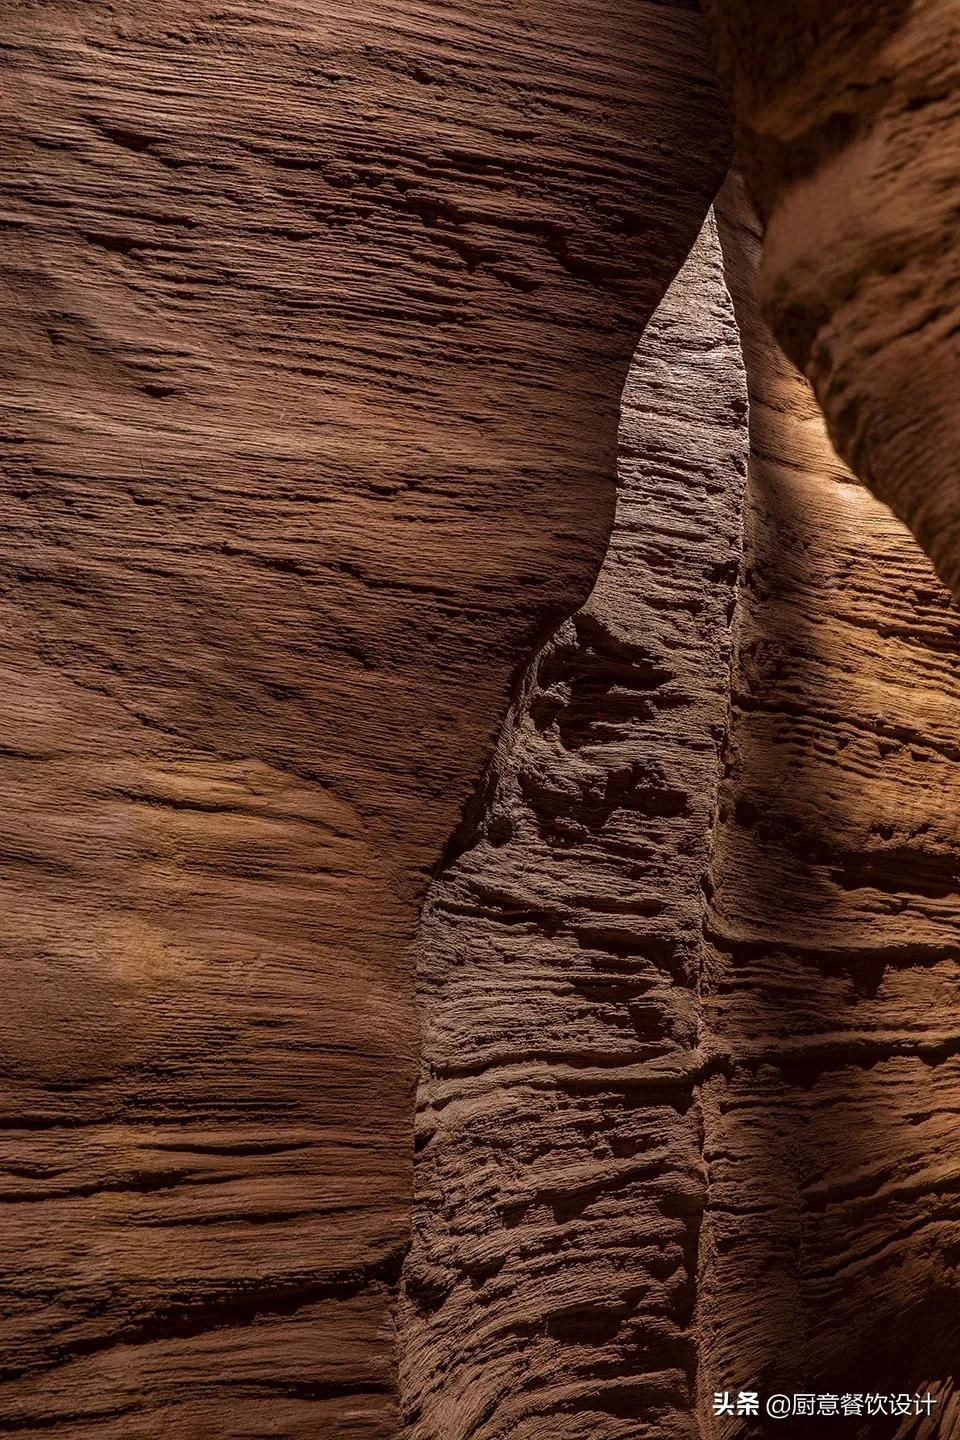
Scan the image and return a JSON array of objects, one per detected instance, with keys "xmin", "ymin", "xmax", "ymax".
[
  {"xmin": 703, "ymin": 0, "xmax": 960, "ymax": 602},
  {"xmin": 399, "ymin": 214, "xmax": 748, "ymax": 1440},
  {"xmin": 698, "ymin": 173, "xmax": 960, "ymax": 1440},
  {"xmin": 402, "ymin": 179, "xmax": 960, "ymax": 1438},
  {"xmin": 0, "ymin": 3, "xmax": 728, "ymax": 1433},
  {"xmin": 4, "ymin": 4, "xmax": 960, "ymax": 1435}
]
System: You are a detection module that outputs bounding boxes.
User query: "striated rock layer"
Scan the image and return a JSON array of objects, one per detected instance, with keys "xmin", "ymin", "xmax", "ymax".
[
  {"xmin": 6, "ymin": 2, "xmax": 959, "ymax": 1433},
  {"xmin": 702, "ymin": 0, "xmax": 960, "ymax": 602},
  {"xmin": 0, "ymin": 2, "xmax": 729, "ymax": 1433},
  {"xmin": 403, "ymin": 174, "xmax": 960, "ymax": 1437},
  {"xmin": 698, "ymin": 174, "xmax": 960, "ymax": 1439},
  {"xmin": 399, "ymin": 215, "xmax": 748, "ymax": 1440}
]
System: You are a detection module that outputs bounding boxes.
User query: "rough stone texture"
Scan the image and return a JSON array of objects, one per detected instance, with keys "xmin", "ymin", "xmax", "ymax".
[
  {"xmin": 0, "ymin": 3, "xmax": 730, "ymax": 1433},
  {"xmin": 6, "ymin": 4, "xmax": 957, "ymax": 1435},
  {"xmin": 702, "ymin": 0, "xmax": 960, "ymax": 602},
  {"xmin": 399, "ymin": 215, "xmax": 747, "ymax": 1440},
  {"xmin": 698, "ymin": 174, "xmax": 960, "ymax": 1439}
]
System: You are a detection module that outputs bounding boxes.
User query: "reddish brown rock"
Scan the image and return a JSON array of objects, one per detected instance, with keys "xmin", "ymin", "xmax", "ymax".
[
  {"xmin": 0, "ymin": 2, "xmax": 729, "ymax": 1433},
  {"xmin": 398, "ymin": 171, "xmax": 960, "ymax": 1437},
  {"xmin": 7, "ymin": 3, "xmax": 959, "ymax": 1434},
  {"xmin": 699, "ymin": 173, "xmax": 960, "ymax": 1439},
  {"xmin": 399, "ymin": 214, "xmax": 748, "ymax": 1440},
  {"xmin": 702, "ymin": 0, "xmax": 960, "ymax": 601}
]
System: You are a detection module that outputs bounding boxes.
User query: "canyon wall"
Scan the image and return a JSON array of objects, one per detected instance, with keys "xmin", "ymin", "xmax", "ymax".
[
  {"xmin": 400, "ymin": 214, "xmax": 747, "ymax": 1440},
  {"xmin": 703, "ymin": 0, "xmax": 960, "ymax": 603},
  {"xmin": 699, "ymin": 174, "xmax": 960, "ymax": 1440},
  {"xmin": 0, "ymin": 2, "xmax": 728, "ymax": 1434},
  {"xmin": 3, "ymin": 3, "xmax": 960, "ymax": 1437},
  {"xmin": 399, "ymin": 178, "xmax": 960, "ymax": 1440}
]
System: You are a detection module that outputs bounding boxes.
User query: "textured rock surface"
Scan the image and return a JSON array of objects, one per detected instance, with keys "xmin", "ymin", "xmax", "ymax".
[
  {"xmin": 702, "ymin": 0, "xmax": 960, "ymax": 602},
  {"xmin": 401, "ymin": 174, "xmax": 960, "ymax": 1437},
  {"xmin": 0, "ymin": 2, "xmax": 730, "ymax": 1433},
  {"xmin": 6, "ymin": 4, "xmax": 958, "ymax": 1435},
  {"xmin": 699, "ymin": 174, "xmax": 960, "ymax": 1439},
  {"xmin": 400, "ymin": 216, "xmax": 747, "ymax": 1440}
]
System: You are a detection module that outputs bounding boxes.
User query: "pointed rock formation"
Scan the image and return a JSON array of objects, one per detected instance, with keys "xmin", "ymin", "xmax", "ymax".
[{"xmin": 400, "ymin": 213, "xmax": 747, "ymax": 1440}]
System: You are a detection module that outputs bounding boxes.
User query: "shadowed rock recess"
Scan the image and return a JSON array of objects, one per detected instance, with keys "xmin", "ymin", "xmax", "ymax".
[
  {"xmin": 399, "ymin": 216, "xmax": 748, "ymax": 1440},
  {"xmin": 703, "ymin": 0, "xmax": 960, "ymax": 603},
  {"xmin": 698, "ymin": 175, "xmax": 960, "ymax": 1440}
]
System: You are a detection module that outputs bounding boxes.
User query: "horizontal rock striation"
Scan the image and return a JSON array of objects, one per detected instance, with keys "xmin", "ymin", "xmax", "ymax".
[
  {"xmin": 399, "ymin": 214, "xmax": 748, "ymax": 1440},
  {"xmin": 0, "ymin": 2, "xmax": 729, "ymax": 1432},
  {"xmin": 702, "ymin": 0, "xmax": 960, "ymax": 602},
  {"xmin": 698, "ymin": 174, "xmax": 960, "ymax": 1439}
]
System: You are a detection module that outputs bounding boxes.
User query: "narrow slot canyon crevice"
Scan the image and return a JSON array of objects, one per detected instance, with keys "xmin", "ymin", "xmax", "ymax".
[{"xmin": 4, "ymin": 5, "xmax": 959, "ymax": 1435}]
